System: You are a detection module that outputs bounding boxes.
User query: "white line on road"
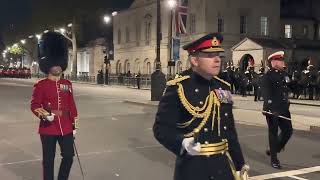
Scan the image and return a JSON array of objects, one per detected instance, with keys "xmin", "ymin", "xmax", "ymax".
[
  {"xmin": 288, "ymin": 175, "xmax": 309, "ymax": 180},
  {"xmin": 250, "ymin": 166, "xmax": 320, "ymax": 179},
  {"xmin": 0, "ymin": 144, "xmax": 163, "ymax": 166},
  {"xmin": 0, "ymin": 158, "xmax": 42, "ymax": 166}
]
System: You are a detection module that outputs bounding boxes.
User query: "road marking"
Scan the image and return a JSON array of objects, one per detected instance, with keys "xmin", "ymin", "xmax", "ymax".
[
  {"xmin": 250, "ymin": 166, "xmax": 320, "ymax": 179},
  {"xmin": 0, "ymin": 144, "xmax": 163, "ymax": 166},
  {"xmin": 0, "ymin": 82, "xmax": 30, "ymax": 87},
  {"xmin": 0, "ymin": 158, "xmax": 42, "ymax": 166},
  {"xmin": 288, "ymin": 175, "xmax": 309, "ymax": 180}
]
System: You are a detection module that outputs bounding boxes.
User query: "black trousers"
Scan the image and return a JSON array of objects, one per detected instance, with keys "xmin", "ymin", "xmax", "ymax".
[
  {"xmin": 40, "ymin": 133, "xmax": 75, "ymax": 180},
  {"xmin": 266, "ymin": 112, "xmax": 293, "ymax": 159},
  {"xmin": 174, "ymin": 155, "xmax": 234, "ymax": 180}
]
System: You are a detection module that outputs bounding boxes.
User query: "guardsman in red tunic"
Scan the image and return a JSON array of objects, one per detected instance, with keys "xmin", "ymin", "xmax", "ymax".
[{"xmin": 30, "ymin": 32, "xmax": 78, "ymax": 180}]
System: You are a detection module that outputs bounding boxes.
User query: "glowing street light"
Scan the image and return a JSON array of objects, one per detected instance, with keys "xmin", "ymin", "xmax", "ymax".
[
  {"xmin": 67, "ymin": 23, "xmax": 73, "ymax": 27},
  {"xmin": 60, "ymin": 28, "xmax": 66, "ymax": 34},
  {"xmin": 167, "ymin": 0, "xmax": 177, "ymax": 9},
  {"xmin": 112, "ymin": 11, "xmax": 118, "ymax": 16},
  {"xmin": 28, "ymin": 35, "xmax": 34, "ymax": 39},
  {"xmin": 13, "ymin": 43, "xmax": 18, "ymax": 47},
  {"xmin": 21, "ymin": 39, "xmax": 26, "ymax": 44},
  {"xmin": 103, "ymin": 15, "xmax": 111, "ymax": 24},
  {"xmin": 44, "ymin": 30, "xmax": 49, "ymax": 33},
  {"xmin": 36, "ymin": 34, "xmax": 42, "ymax": 40}
]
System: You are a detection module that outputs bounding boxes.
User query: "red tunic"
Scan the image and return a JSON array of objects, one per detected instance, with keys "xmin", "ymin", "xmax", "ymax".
[{"xmin": 31, "ymin": 78, "xmax": 78, "ymax": 135}]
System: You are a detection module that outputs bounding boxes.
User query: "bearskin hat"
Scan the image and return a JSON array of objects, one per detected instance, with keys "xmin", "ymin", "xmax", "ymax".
[{"xmin": 38, "ymin": 32, "xmax": 68, "ymax": 74}]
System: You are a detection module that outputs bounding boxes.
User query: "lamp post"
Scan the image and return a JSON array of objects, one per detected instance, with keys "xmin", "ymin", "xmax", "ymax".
[
  {"xmin": 103, "ymin": 11, "xmax": 117, "ymax": 85},
  {"xmin": 151, "ymin": 0, "xmax": 166, "ymax": 101},
  {"xmin": 167, "ymin": 0, "xmax": 177, "ymax": 78}
]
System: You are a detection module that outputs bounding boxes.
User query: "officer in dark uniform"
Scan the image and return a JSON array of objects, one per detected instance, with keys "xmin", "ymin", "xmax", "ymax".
[
  {"xmin": 262, "ymin": 51, "xmax": 293, "ymax": 169},
  {"xmin": 253, "ymin": 67, "xmax": 264, "ymax": 101},
  {"xmin": 306, "ymin": 64, "xmax": 317, "ymax": 100},
  {"xmin": 30, "ymin": 32, "xmax": 79, "ymax": 180},
  {"xmin": 153, "ymin": 33, "xmax": 249, "ymax": 180}
]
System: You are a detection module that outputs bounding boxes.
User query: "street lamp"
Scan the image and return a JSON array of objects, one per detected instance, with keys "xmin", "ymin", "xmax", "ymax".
[
  {"xmin": 167, "ymin": 0, "xmax": 177, "ymax": 9},
  {"xmin": 28, "ymin": 35, "xmax": 34, "ymax": 39},
  {"xmin": 103, "ymin": 15, "xmax": 111, "ymax": 24},
  {"xmin": 103, "ymin": 12, "xmax": 117, "ymax": 85},
  {"xmin": 20, "ymin": 39, "xmax": 26, "ymax": 44},
  {"xmin": 36, "ymin": 34, "xmax": 42, "ymax": 40},
  {"xmin": 167, "ymin": 0, "xmax": 177, "ymax": 77},
  {"xmin": 60, "ymin": 28, "xmax": 66, "ymax": 34},
  {"xmin": 67, "ymin": 23, "xmax": 73, "ymax": 27},
  {"xmin": 44, "ymin": 30, "xmax": 49, "ymax": 33},
  {"xmin": 112, "ymin": 11, "xmax": 118, "ymax": 16}
]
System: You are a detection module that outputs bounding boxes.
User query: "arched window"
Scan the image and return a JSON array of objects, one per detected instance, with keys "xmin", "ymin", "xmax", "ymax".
[
  {"xmin": 147, "ymin": 62, "xmax": 151, "ymax": 75},
  {"xmin": 116, "ymin": 60, "xmax": 121, "ymax": 74},
  {"xmin": 124, "ymin": 59, "xmax": 130, "ymax": 73},
  {"xmin": 135, "ymin": 59, "xmax": 141, "ymax": 73}
]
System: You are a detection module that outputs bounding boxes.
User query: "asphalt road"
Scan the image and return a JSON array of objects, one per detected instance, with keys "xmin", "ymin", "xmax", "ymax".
[{"xmin": 0, "ymin": 78, "xmax": 319, "ymax": 180}]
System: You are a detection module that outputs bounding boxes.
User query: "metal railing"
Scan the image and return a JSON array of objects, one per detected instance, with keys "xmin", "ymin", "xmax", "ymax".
[
  {"xmin": 108, "ymin": 75, "xmax": 151, "ymax": 89},
  {"xmin": 64, "ymin": 75, "xmax": 96, "ymax": 83}
]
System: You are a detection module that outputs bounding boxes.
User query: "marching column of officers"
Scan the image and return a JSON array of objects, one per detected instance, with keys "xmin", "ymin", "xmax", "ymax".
[
  {"xmin": 219, "ymin": 62, "xmax": 320, "ymax": 100},
  {"xmin": 0, "ymin": 66, "xmax": 32, "ymax": 79}
]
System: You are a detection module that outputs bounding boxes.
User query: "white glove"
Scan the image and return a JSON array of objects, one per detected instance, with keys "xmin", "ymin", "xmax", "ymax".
[
  {"xmin": 45, "ymin": 113, "xmax": 55, "ymax": 122},
  {"xmin": 182, "ymin": 137, "xmax": 201, "ymax": 156}
]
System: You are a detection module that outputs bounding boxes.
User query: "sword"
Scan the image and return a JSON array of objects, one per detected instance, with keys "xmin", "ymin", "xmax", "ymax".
[
  {"xmin": 73, "ymin": 138, "xmax": 85, "ymax": 180},
  {"xmin": 262, "ymin": 111, "xmax": 292, "ymax": 121}
]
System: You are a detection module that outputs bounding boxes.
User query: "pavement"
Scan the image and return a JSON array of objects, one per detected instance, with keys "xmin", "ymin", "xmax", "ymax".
[{"xmin": 0, "ymin": 78, "xmax": 319, "ymax": 180}]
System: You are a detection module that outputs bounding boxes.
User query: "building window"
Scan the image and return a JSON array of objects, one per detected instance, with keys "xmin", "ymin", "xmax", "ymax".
[
  {"xmin": 303, "ymin": 26, "xmax": 308, "ymax": 37},
  {"xmin": 125, "ymin": 62, "xmax": 130, "ymax": 73},
  {"xmin": 146, "ymin": 62, "xmax": 151, "ymax": 74},
  {"xmin": 117, "ymin": 29, "xmax": 121, "ymax": 44},
  {"xmin": 189, "ymin": 14, "xmax": 196, "ymax": 34},
  {"xmin": 136, "ymin": 23, "xmax": 140, "ymax": 46},
  {"xmin": 116, "ymin": 61, "xmax": 122, "ymax": 74},
  {"xmin": 240, "ymin": 15, "xmax": 247, "ymax": 34},
  {"xmin": 145, "ymin": 22, "xmax": 151, "ymax": 45},
  {"xmin": 260, "ymin": 16, "xmax": 268, "ymax": 36},
  {"xmin": 284, "ymin": 24, "xmax": 292, "ymax": 38},
  {"xmin": 218, "ymin": 17, "xmax": 224, "ymax": 33},
  {"xmin": 126, "ymin": 27, "xmax": 130, "ymax": 43}
]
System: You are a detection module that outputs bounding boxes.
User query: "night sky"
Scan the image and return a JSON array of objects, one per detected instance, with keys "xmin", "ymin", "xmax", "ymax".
[{"xmin": 0, "ymin": 0, "xmax": 134, "ymax": 47}]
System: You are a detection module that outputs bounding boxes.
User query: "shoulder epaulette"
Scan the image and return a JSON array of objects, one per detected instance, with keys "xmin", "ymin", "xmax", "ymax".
[
  {"xmin": 213, "ymin": 76, "xmax": 230, "ymax": 87},
  {"xmin": 166, "ymin": 75, "xmax": 190, "ymax": 86}
]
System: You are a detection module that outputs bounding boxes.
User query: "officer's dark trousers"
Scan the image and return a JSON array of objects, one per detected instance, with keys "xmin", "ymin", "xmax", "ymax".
[
  {"xmin": 266, "ymin": 112, "xmax": 293, "ymax": 158},
  {"xmin": 40, "ymin": 133, "xmax": 74, "ymax": 180},
  {"xmin": 174, "ymin": 155, "xmax": 235, "ymax": 180}
]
